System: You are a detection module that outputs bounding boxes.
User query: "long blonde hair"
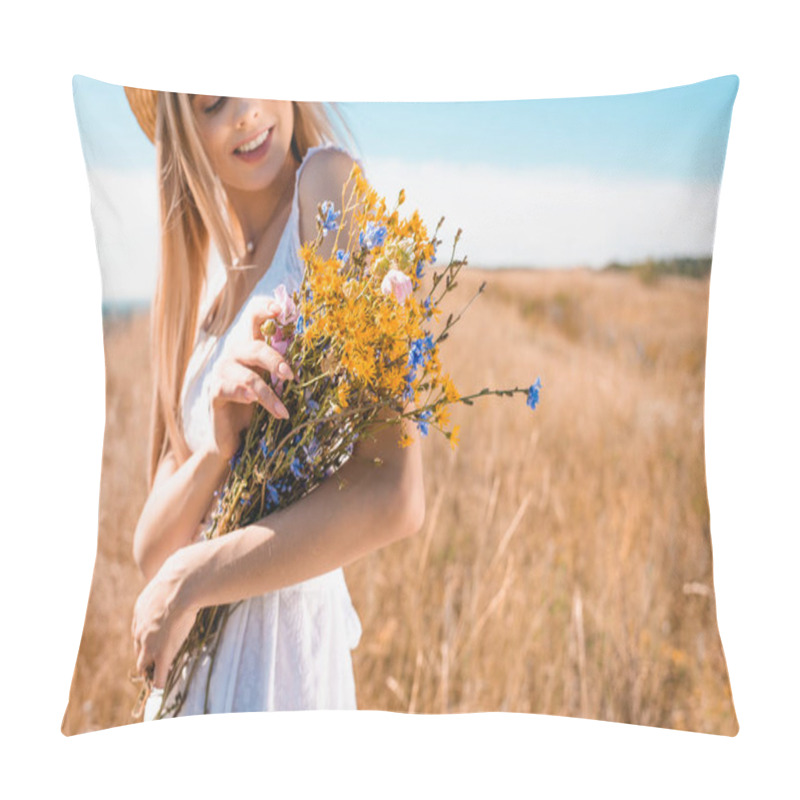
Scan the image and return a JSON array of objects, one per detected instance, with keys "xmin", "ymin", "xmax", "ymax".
[{"xmin": 148, "ymin": 95, "xmax": 351, "ymax": 487}]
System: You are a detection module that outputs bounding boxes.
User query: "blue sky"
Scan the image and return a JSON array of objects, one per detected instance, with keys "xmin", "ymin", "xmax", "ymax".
[
  {"xmin": 72, "ymin": 75, "xmax": 738, "ymax": 303},
  {"xmin": 340, "ymin": 79, "xmax": 736, "ymax": 183}
]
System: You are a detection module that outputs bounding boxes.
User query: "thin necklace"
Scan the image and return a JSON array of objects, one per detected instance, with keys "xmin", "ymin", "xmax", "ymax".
[{"xmin": 234, "ymin": 178, "xmax": 295, "ymax": 267}]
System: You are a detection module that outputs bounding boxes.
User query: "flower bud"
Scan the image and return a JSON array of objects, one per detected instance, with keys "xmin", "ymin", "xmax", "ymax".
[{"xmin": 261, "ymin": 319, "xmax": 277, "ymax": 339}]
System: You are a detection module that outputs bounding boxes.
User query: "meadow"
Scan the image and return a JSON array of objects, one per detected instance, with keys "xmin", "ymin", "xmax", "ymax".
[{"xmin": 61, "ymin": 266, "xmax": 737, "ymax": 736}]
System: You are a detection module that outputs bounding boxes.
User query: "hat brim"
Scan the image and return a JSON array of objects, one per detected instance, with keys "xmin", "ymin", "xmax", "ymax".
[{"xmin": 124, "ymin": 86, "xmax": 158, "ymax": 144}]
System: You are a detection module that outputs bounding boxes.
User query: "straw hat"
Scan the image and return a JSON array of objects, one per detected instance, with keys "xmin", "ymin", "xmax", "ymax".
[{"xmin": 124, "ymin": 86, "xmax": 158, "ymax": 143}]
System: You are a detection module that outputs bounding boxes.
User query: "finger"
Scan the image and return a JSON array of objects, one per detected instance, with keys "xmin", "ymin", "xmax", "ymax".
[
  {"xmin": 211, "ymin": 368, "xmax": 257, "ymax": 408},
  {"xmin": 246, "ymin": 372, "xmax": 290, "ymax": 420},
  {"xmin": 235, "ymin": 339, "xmax": 295, "ymax": 383},
  {"xmin": 215, "ymin": 362, "xmax": 289, "ymax": 420},
  {"xmin": 222, "ymin": 361, "xmax": 289, "ymax": 419},
  {"xmin": 135, "ymin": 646, "xmax": 150, "ymax": 677},
  {"xmin": 251, "ymin": 298, "xmax": 282, "ymax": 341},
  {"xmin": 153, "ymin": 657, "xmax": 168, "ymax": 691}
]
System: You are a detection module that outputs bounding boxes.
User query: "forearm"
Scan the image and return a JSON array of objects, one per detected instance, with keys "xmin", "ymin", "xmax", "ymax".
[
  {"xmin": 172, "ymin": 434, "xmax": 424, "ymax": 613},
  {"xmin": 133, "ymin": 445, "xmax": 230, "ymax": 581}
]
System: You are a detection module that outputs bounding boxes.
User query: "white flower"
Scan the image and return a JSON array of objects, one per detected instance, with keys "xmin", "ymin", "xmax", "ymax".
[{"xmin": 381, "ymin": 269, "xmax": 413, "ymax": 304}]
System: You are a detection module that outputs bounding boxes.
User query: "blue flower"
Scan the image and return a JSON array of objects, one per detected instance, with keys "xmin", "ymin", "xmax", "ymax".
[
  {"xmin": 307, "ymin": 398, "xmax": 320, "ymax": 412},
  {"xmin": 319, "ymin": 201, "xmax": 340, "ymax": 237},
  {"xmin": 259, "ymin": 439, "xmax": 274, "ymax": 460},
  {"xmin": 265, "ymin": 483, "xmax": 279, "ymax": 505},
  {"xmin": 290, "ymin": 458, "xmax": 305, "ymax": 479},
  {"xmin": 526, "ymin": 377, "xmax": 542, "ymax": 411},
  {"xmin": 229, "ymin": 442, "xmax": 244, "ymax": 469},
  {"xmin": 408, "ymin": 341, "xmax": 424, "ymax": 371},
  {"xmin": 416, "ymin": 409, "xmax": 433, "ymax": 437},
  {"xmin": 336, "ymin": 249, "xmax": 349, "ymax": 264},
  {"xmin": 304, "ymin": 440, "xmax": 320, "ymax": 461},
  {"xmin": 416, "ymin": 260, "xmax": 425, "ymax": 279},
  {"xmin": 408, "ymin": 335, "xmax": 435, "ymax": 371},
  {"xmin": 359, "ymin": 221, "xmax": 387, "ymax": 250},
  {"xmin": 296, "ymin": 315, "xmax": 305, "ymax": 335}
]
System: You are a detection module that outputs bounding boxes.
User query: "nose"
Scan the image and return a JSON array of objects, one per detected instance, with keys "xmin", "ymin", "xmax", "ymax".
[{"xmin": 234, "ymin": 97, "xmax": 260, "ymax": 129}]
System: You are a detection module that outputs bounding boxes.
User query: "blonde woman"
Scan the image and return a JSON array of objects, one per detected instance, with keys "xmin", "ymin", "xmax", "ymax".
[{"xmin": 126, "ymin": 90, "xmax": 425, "ymax": 719}]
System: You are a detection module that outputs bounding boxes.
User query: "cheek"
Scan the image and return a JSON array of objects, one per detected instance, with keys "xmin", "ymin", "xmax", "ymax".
[{"xmin": 194, "ymin": 121, "xmax": 229, "ymax": 172}]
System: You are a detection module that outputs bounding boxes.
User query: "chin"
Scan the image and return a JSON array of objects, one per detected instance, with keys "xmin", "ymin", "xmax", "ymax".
[{"xmin": 226, "ymin": 151, "xmax": 291, "ymax": 194}]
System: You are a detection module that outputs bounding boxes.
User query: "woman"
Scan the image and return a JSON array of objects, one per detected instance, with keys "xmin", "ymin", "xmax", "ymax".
[{"xmin": 126, "ymin": 89, "xmax": 425, "ymax": 718}]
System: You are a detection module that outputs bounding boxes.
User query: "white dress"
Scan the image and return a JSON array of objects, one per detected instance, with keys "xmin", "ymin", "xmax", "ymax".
[{"xmin": 144, "ymin": 143, "xmax": 363, "ymax": 720}]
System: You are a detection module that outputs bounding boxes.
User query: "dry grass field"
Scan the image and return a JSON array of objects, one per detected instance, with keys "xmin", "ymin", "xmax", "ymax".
[{"xmin": 62, "ymin": 266, "xmax": 737, "ymax": 736}]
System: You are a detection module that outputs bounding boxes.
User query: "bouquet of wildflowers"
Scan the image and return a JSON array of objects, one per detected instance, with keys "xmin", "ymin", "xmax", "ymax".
[{"xmin": 142, "ymin": 163, "xmax": 542, "ymax": 718}]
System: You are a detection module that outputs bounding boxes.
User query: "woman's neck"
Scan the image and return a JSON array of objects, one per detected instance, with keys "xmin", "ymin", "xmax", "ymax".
[{"xmin": 226, "ymin": 149, "xmax": 300, "ymax": 254}]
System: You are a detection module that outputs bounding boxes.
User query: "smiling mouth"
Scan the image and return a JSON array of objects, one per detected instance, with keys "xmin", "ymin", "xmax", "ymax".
[{"xmin": 234, "ymin": 127, "xmax": 273, "ymax": 155}]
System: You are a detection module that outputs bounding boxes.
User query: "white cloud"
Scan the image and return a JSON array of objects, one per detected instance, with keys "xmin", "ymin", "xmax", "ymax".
[
  {"xmin": 87, "ymin": 159, "xmax": 722, "ymax": 303},
  {"xmin": 360, "ymin": 157, "xmax": 722, "ymax": 268},
  {"xmin": 85, "ymin": 167, "xmax": 159, "ymax": 304}
]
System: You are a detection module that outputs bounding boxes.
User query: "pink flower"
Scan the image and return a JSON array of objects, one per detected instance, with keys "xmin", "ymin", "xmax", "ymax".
[
  {"xmin": 381, "ymin": 269, "xmax": 413, "ymax": 304},
  {"xmin": 262, "ymin": 284, "xmax": 296, "ymax": 361},
  {"xmin": 270, "ymin": 328, "xmax": 291, "ymax": 357},
  {"xmin": 272, "ymin": 284, "xmax": 298, "ymax": 326}
]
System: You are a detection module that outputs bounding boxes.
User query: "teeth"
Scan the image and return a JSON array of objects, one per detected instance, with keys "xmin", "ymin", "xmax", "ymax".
[{"xmin": 236, "ymin": 128, "xmax": 270, "ymax": 154}]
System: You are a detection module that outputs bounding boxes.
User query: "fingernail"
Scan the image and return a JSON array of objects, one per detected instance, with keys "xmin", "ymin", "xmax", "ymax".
[
  {"xmin": 278, "ymin": 402, "xmax": 289, "ymax": 419},
  {"xmin": 278, "ymin": 362, "xmax": 294, "ymax": 380}
]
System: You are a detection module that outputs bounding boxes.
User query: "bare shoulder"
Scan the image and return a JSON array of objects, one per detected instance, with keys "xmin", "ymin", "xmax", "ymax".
[
  {"xmin": 297, "ymin": 147, "xmax": 360, "ymax": 246},
  {"xmin": 298, "ymin": 146, "xmax": 358, "ymax": 202}
]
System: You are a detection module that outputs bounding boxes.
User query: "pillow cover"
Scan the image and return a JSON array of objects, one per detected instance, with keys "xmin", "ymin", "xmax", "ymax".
[{"xmin": 63, "ymin": 74, "xmax": 739, "ymax": 735}]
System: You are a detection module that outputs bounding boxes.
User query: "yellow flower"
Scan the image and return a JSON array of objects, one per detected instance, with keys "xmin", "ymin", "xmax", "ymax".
[
  {"xmin": 448, "ymin": 425, "xmax": 461, "ymax": 450},
  {"xmin": 434, "ymin": 403, "xmax": 451, "ymax": 428},
  {"xmin": 443, "ymin": 374, "xmax": 459, "ymax": 403}
]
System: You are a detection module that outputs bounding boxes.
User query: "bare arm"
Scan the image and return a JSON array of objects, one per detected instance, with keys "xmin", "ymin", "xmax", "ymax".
[
  {"xmin": 176, "ymin": 415, "xmax": 423, "ymax": 612},
  {"xmin": 133, "ymin": 303, "xmax": 295, "ymax": 582},
  {"xmin": 134, "ymin": 410, "xmax": 424, "ymax": 685},
  {"xmin": 132, "ymin": 446, "xmax": 229, "ymax": 581}
]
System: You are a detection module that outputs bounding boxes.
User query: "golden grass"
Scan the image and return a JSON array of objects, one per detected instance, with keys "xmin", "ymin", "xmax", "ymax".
[{"xmin": 61, "ymin": 267, "xmax": 737, "ymax": 736}]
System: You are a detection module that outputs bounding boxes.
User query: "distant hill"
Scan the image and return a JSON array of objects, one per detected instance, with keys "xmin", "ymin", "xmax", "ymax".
[{"xmin": 602, "ymin": 256, "xmax": 712, "ymax": 283}]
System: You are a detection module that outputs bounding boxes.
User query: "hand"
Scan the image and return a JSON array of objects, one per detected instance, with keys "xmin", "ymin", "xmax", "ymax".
[
  {"xmin": 131, "ymin": 553, "xmax": 198, "ymax": 690},
  {"xmin": 207, "ymin": 297, "xmax": 296, "ymax": 461}
]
